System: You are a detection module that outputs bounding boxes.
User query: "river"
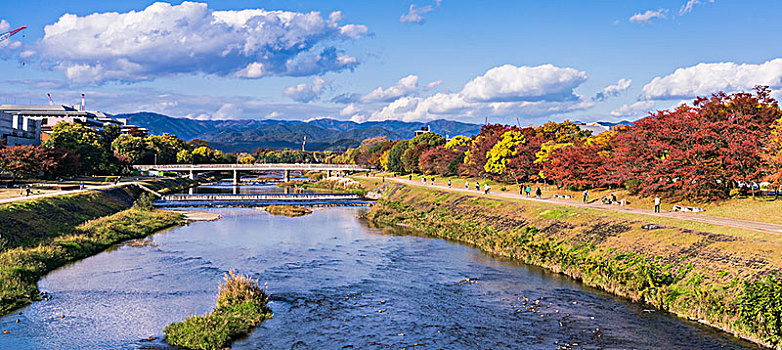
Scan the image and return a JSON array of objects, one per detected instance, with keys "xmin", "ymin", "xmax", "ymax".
[{"xmin": 0, "ymin": 206, "xmax": 755, "ymax": 349}]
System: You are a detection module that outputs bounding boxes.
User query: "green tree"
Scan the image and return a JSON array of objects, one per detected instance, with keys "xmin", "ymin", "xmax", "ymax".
[
  {"xmin": 409, "ymin": 132, "xmax": 446, "ymax": 148},
  {"xmin": 44, "ymin": 122, "xmax": 116, "ymax": 174},
  {"xmin": 387, "ymin": 140, "xmax": 409, "ymax": 173},
  {"xmin": 111, "ymin": 134, "xmax": 148, "ymax": 165},
  {"xmin": 176, "ymin": 149, "xmax": 194, "ymax": 164},
  {"xmin": 146, "ymin": 133, "xmax": 189, "ymax": 164}
]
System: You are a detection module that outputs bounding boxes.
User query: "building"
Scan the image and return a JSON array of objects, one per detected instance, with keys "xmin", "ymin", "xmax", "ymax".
[
  {"xmin": 0, "ymin": 104, "xmax": 149, "ymax": 141},
  {"xmin": 414, "ymin": 125, "xmax": 432, "ymax": 137},
  {"xmin": 0, "ymin": 111, "xmax": 40, "ymax": 146}
]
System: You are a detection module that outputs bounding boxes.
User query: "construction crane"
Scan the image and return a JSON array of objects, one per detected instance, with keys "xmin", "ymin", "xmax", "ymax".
[{"xmin": 0, "ymin": 25, "xmax": 26, "ymax": 43}]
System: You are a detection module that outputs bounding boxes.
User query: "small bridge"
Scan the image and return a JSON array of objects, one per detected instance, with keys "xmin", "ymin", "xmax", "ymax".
[
  {"xmin": 156, "ymin": 193, "xmax": 369, "ymax": 207},
  {"xmin": 133, "ymin": 163, "xmax": 373, "ymax": 183}
]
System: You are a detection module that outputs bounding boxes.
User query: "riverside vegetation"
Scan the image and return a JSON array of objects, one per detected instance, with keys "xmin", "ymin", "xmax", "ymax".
[
  {"xmin": 0, "ymin": 178, "xmax": 192, "ymax": 315},
  {"xmin": 364, "ymin": 182, "xmax": 782, "ymax": 348},
  {"xmin": 263, "ymin": 205, "xmax": 312, "ymax": 217},
  {"xmin": 164, "ymin": 271, "xmax": 272, "ymax": 350}
]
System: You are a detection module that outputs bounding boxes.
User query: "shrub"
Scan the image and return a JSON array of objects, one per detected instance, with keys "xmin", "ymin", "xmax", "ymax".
[
  {"xmin": 134, "ymin": 192, "xmax": 156, "ymax": 211},
  {"xmin": 165, "ymin": 271, "xmax": 272, "ymax": 350}
]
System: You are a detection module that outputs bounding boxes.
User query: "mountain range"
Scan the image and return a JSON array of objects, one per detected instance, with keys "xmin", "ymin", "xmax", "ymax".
[{"xmin": 116, "ymin": 112, "xmax": 484, "ymax": 153}]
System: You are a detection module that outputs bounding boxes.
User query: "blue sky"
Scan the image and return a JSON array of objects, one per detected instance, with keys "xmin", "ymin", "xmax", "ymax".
[{"xmin": 1, "ymin": 0, "xmax": 781, "ymax": 124}]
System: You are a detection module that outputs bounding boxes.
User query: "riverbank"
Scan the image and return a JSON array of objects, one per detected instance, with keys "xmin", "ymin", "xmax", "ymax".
[
  {"xmin": 363, "ymin": 182, "xmax": 782, "ymax": 348},
  {"xmin": 0, "ymin": 178, "xmax": 194, "ymax": 315}
]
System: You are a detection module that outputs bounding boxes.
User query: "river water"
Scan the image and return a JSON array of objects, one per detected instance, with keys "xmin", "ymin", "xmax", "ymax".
[{"xmin": 0, "ymin": 207, "xmax": 755, "ymax": 349}]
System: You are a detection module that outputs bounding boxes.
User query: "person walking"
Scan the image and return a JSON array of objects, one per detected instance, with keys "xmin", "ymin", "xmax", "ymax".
[
  {"xmin": 526, "ymin": 185, "xmax": 531, "ymax": 197},
  {"xmin": 654, "ymin": 196, "xmax": 661, "ymax": 213},
  {"xmin": 431, "ymin": 177, "xmax": 435, "ymax": 185},
  {"xmin": 476, "ymin": 182, "xmax": 480, "ymax": 192},
  {"xmin": 484, "ymin": 183, "xmax": 490, "ymax": 194},
  {"xmin": 535, "ymin": 187, "xmax": 542, "ymax": 198},
  {"xmin": 79, "ymin": 181, "xmax": 84, "ymax": 190},
  {"xmin": 582, "ymin": 190, "xmax": 589, "ymax": 203},
  {"xmin": 422, "ymin": 176, "xmax": 426, "ymax": 184},
  {"xmin": 611, "ymin": 193, "xmax": 617, "ymax": 203},
  {"xmin": 409, "ymin": 175, "xmax": 412, "ymax": 181},
  {"xmin": 448, "ymin": 180, "xmax": 451, "ymax": 188},
  {"xmin": 465, "ymin": 180, "xmax": 469, "ymax": 190},
  {"xmin": 519, "ymin": 184, "xmax": 524, "ymax": 196}
]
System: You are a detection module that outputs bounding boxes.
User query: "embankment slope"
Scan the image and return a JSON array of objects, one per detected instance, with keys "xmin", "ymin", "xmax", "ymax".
[{"xmin": 365, "ymin": 183, "xmax": 782, "ymax": 348}]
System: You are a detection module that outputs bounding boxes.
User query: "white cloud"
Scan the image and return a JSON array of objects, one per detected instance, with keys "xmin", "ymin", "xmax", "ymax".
[
  {"xmin": 461, "ymin": 64, "xmax": 587, "ymax": 102},
  {"xmin": 284, "ymin": 77, "xmax": 328, "ymax": 103},
  {"xmin": 361, "ymin": 74, "xmax": 420, "ymax": 103},
  {"xmin": 641, "ymin": 59, "xmax": 782, "ymax": 100},
  {"xmin": 38, "ymin": 2, "xmax": 367, "ymax": 83},
  {"xmin": 400, "ymin": 4, "xmax": 436, "ymax": 24},
  {"xmin": 611, "ymin": 100, "xmax": 656, "ymax": 117},
  {"xmin": 629, "ymin": 9, "xmax": 668, "ymax": 24},
  {"xmin": 593, "ymin": 78, "xmax": 632, "ymax": 101},
  {"xmin": 367, "ymin": 63, "xmax": 592, "ymax": 122},
  {"xmin": 680, "ymin": 0, "xmax": 715, "ymax": 15},
  {"xmin": 425, "ymin": 80, "xmax": 443, "ymax": 89},
  {"xmin": 340, "ymin": 103, "xmax": 359, "ymax": 116}
]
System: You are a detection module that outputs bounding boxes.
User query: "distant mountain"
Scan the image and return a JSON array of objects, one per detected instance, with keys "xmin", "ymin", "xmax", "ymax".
[{"xmin": 116, "ymin": 112, "xmax": 483, "ymax": 152}]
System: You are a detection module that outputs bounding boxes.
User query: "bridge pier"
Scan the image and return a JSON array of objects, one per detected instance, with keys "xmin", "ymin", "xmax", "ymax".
[
  {"xmin": 233, "ymin": 170, "xmax": 239, "ymax": 185},
  {"xmin": 189, "ymin": 170, "xmax": 197, "ymax": 181},
  {"xmin": 284, "ymin": 169, "xmax": 291, "ymax": 182},
  {"xmin": 327, "ymin": 170, "xmax": 332, "ymax": 178}
]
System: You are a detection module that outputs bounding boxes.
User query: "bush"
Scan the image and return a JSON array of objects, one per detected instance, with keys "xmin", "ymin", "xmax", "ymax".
[
  {"xmin": 134, "ymin": 192, "xmax": 156, "ymax": 211},
  {"xmin": 164, "ymin": 271, "xmax": 272, "ymax": 350}
]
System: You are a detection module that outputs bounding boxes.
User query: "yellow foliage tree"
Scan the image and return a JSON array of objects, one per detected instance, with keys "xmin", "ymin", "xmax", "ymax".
[{"xmin": 484, "ymin": 131, "xmax": 526, "ymax": 175}]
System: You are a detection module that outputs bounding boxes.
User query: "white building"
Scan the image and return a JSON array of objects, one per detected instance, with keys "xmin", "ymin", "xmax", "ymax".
[{"xmin": 0, "ymin": 111, "xmax": 40, "ymax": 146}]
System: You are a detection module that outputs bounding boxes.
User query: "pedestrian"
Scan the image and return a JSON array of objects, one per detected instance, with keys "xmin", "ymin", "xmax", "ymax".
[
  {"xmin": 80, "ymin": 181, "xmax": 84, "ymax": 190},
  {"xmin": 465, "ymin": 180, "xmax": 469, "ymax": 190},
  {"xmin": 25, "ymin": 187, "xmax": 30, "ymax": 197},
  {"xmin": 409, "ymin": 175, "xmax": 412, "ymax": 181},
  {"xmin": 422, "ymin": 176, "xmax": 426, "ymax": 184},
  {"xmin": 382, "ymin": 176, "xmax": 385, "ymax": 183},
  {"xmin": 654, "ymin": 196, "xmax": 661, "ymax": 213},
  {"xmin": 582, "ymin": 190, "xmax": 589, "ymax": 203},
  {"xmin": 611, "ymin": 193, "xmax": 617, "ymax": 203},
  {"xmin": 535, "ymin": 187, "xmax": 542, "ymax": 198},
  {"xmin": 484, "ymin": 183, "xmax": 490, "ymax": 194},
  {"xmin": 431, "ymin": 177, "xmax": 435, "ymax": 185},
  {"xmin": 526, "ymin": 186, "xmax": 531, "ymax": 197},
  {"xmin": 519, "ymin": 185, "xmax": 524, "ymax": 196},
  {"xmin": 476, "ymin": 182, "xmax": 480, "ymax": 192},
  {"xmin": 448, "ymin": 180, "xmax": 452, "ymax": 188}
]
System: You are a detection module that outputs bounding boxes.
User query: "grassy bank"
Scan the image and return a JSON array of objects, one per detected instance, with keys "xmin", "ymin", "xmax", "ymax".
[
  {"xmin": 0, "ymin": 178, "xmax": 193, "ymax": 315},
  {"xmin": 165, "ymin": 271, "xmax": 272, "ymax": 350},
  {"xmin": 0, "ymin": 206, "xmax": 182, "ymax": 314},
  {"xmin": 364, "ymin": 182, "xmax": 782, "ymax": 348}
]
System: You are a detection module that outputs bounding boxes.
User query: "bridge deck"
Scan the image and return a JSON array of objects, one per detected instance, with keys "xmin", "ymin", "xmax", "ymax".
[
  {"xmin": 156, "ymin": 193, "xmax": 371, "ymax": 207},
  {"xmin": 133, "ymin": 164, "xmax": 373, "ymax": 172},
  {"xmin": 161, "ymin": 193, "xmax": 363, "ymax": 201}
]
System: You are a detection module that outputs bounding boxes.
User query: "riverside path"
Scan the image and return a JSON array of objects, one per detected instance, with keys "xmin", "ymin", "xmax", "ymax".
[{"xmin": 363, "ymin": 175, "xmax": 782, "ymax": 235}]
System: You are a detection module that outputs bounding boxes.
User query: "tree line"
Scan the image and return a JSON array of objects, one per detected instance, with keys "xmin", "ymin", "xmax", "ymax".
[{"xmin": 338, "ymin": 87, "xmax": 782, "ymax": 201}]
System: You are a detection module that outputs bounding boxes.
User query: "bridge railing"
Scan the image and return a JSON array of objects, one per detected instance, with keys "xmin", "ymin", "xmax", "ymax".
[
  {"xmin": 133, "ymin": 163, "xmax": 373, "ymax": 171},
  {"xmin": 161, "ymin": 193, "xmax": 363, "ymax": 201}
]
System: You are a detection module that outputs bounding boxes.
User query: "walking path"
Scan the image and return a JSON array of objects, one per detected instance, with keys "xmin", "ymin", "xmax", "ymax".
[
  {"xmin": 365, "ymin": 176, "xmax": 782, "ymax": 235},
  {"xmin": 0, "ymin": 179, "xmax": 167, "ymax": 206}
]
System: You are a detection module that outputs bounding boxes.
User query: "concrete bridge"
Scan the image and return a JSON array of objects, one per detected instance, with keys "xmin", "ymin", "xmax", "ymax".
[
  {"xmin": 132, "ymin": 163, "xmax": 373, "ymax": 183},
  {"xmin": 156, "ymin": 193, "xmax": 368, "ymax": 207}
]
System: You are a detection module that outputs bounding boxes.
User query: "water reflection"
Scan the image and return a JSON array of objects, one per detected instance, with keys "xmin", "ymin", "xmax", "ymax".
[{"xmin": 0, "ymin": 208, "xmax": 754, "ymax": 350}]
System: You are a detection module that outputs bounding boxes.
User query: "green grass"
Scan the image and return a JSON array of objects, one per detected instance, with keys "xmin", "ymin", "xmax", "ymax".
[
  {"xmin": 164, "ymin": 271, "xmax": 272, "ymax": 350},
  {"xmin": 264, "ymin": 205, "xmax": 312, "ymax": 217}
]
